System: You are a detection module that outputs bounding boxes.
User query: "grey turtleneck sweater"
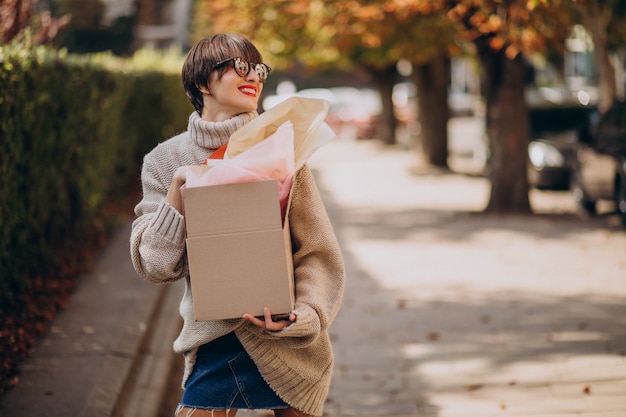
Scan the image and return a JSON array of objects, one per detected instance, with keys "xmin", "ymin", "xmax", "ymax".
[{"xmin": 130, "ymin": 111, "xmax": 345, "ymax": 416}]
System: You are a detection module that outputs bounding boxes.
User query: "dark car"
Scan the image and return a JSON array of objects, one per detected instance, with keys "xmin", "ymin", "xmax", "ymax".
[
  {"xmin": 570, "ymin": 100, "xmax": 626, "ymax": 226},
  {"xmin": 527, "ymin": 104, "xmax": 596, "ymax": 190}
]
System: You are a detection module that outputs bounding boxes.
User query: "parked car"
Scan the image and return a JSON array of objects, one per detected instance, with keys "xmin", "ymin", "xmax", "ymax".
[
  {"xmin": 528, "ymin": 131, "xmax": 578, "ymax": 190},
  {"xmin": 263, "ymin": 86, "xmax": 381, "ymax": 139},
  {"xmin": 527, "ymin": 104, "xmax": 596, "ymax": 190},
  {"xmin": 324, "ymin": 87, "xmax": 381, "ymax": 139},
  {"xmin": 569, "ymin": 100, "xmax": 626, "ymax": 225}
]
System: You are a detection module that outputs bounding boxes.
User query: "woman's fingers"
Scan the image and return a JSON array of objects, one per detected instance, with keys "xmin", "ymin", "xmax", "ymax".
[{"xmin": 242, "ymin": 308, "xmax": 295, "ymax": 331}]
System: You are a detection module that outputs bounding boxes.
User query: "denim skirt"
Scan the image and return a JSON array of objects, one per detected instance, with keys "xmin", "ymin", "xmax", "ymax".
[{"xmin": 180, "ymin": 332, "xmax": 289, "ymax": 410}]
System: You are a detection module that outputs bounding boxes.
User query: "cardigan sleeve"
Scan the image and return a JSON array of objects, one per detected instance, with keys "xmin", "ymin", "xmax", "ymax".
[
  {"xmin": 257, "ymin": 165, "xmax": 345, "ymax": 346},
  {"xmin": 129, "ymin": 153, "xmax": 189, "ymax": 284}
]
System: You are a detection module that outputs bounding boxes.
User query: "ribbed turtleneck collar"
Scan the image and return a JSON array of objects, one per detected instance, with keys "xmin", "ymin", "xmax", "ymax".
[{"xmin": 188, "ymin": 111, "xmax": 258, "ymax": 149}]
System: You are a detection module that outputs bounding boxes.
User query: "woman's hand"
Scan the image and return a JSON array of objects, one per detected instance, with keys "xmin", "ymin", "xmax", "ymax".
[
  {"xmin": 165, "ymin": 165, "xmax": 208, "ymax": 214},
  {"xmin": 165, "ymin": 166, "xmax": 189, "ymax": 214},
  {"xmin": 243, "ymin": 307, "xmax": 296, "ymax": 331}
]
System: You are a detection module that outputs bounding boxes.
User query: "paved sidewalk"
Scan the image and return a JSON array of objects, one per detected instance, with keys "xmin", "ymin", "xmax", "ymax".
[
  {"xmin": 0, "ymin": 219, "xmax": 184, "ymax": 417},
  {"xmin": 2, "ymin": 128, "xmax": 625, "ymax": 417},
  {"xmin": 307, "ymin": 137, "xmax": 626, "ymax": 417},
  {"xmin": 237, "ymin": 132, "xmax": 626, "ymax": 417}
]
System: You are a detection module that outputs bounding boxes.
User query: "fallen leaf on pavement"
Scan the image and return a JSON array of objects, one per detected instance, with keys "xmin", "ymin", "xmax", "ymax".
[{"xmin": 426, "ymin": 332, "xmax": 440, "ymax": 341}]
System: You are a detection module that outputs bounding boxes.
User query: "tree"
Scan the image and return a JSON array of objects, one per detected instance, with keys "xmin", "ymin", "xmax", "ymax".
[
  {"xmin": 402, "ymin": 12, "xmax": 460, "ymax": 168},
  {"xmin": 311, "ymin": 0, "xmax": 404, "ymax": 145},
  {"xmin": 196, "ymin": 0, "xmax": 404, "ymax": 144},
  {"xmin": 193, "ymin": 0, "xmax": 458, "ymax": 154},
  {"xmin": 412, "ymin": 56, "xmax": 450, "ymax": 167},
  {"xmin": 312, "ymin": 1, "xmax": 459, "ymax": 152},
  {"xmin": 1, "ymin": 0, "xmax": 70, "ymax": 45},
  {"xmin": 193, "ymin": 0, "xmax": 577, "ymax": 213},
  {"xmin": 441, "ymin": 0, "xmax": 573, "ymax": 213}
]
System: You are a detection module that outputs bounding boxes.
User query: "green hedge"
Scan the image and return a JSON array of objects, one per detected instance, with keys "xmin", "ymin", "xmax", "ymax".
[{"xmin": 0, "ymin": 46, "xmax": 193, "ymax": 306}]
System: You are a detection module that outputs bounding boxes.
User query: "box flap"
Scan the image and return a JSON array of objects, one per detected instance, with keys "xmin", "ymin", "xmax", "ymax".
[{"xmin": 183, "ymin": 180, "xmax": 281, "ymax": 237}]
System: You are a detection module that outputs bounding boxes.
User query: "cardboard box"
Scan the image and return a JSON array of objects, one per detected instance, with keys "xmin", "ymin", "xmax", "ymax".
[{"xmin": 182, "ymin": 180, "xmax": 294, "ymax": 321}]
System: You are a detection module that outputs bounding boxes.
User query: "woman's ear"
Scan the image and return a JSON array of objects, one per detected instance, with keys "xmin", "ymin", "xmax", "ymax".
[{"xmin": 198, "ymin": 84, "xmax": 211, "ymax": 95}]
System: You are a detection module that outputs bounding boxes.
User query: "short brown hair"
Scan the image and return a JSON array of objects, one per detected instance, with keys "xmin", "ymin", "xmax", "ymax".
[{"xmin": 182, "ymin": 33, "xmax": 264, "ymax": 114}]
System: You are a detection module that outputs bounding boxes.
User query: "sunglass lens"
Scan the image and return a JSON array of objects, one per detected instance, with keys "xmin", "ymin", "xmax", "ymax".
[
  {"xmin": 233, "ymin": 58, "xmax": 249, "ymax": 77},
  {"xmin": 255, "ymin": 64, "xmax": 268, "ymax": 81}
]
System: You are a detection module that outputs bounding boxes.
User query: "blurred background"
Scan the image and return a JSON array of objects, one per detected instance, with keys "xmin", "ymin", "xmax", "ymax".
[
  {"xmin": 3, "ymin": 0, "xmax": 626, "ymax": 219},
  {"xmin": 2, "ymin": 0, "xmax": 626, "ymax": 403}
]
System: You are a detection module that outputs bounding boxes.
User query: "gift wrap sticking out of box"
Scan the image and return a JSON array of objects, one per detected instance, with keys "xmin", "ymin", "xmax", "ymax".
[{"xmin": 183, "ymin": 180, "xmax": 294, "ymax": 321}]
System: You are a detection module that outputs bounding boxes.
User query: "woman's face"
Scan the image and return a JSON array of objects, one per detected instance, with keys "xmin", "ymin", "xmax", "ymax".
[{"xmin": 202, "ymin": 61, "xmax": 264, "ymax": 122}]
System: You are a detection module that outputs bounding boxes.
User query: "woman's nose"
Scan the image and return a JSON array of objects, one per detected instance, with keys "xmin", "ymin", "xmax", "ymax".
[{"xmin": 246, "ymin": 66, "xmax": 260, "ymax": 82}]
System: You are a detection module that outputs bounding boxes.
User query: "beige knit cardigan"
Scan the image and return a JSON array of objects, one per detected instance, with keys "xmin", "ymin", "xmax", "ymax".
[{"xmin": 130, "ymin": 111, "xmax": 345, "ymax": 415}]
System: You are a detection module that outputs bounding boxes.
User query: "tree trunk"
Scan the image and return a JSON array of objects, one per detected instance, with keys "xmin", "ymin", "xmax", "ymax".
[
  {"xmin": 475, "ymin": 38, "xmax": 531, "ymax": 213},
  {"xmin": 367, "ymin": 65, "xmax": 398, "ymax": 145},
  {"xmin": 412, "ymin": 56, "xmax": 450, "ymax": 168}
]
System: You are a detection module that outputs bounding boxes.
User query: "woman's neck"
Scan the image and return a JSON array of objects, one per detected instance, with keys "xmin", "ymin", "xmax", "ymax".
[{"xmin": 188, "ymin": 111, "xmax": 257, "ymax": 149}]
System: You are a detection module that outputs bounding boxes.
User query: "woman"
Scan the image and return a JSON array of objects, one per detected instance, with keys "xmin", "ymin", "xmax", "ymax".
[{"xmin": 130, "ymin": 33, "xmax": 345, "ymax": 417}]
